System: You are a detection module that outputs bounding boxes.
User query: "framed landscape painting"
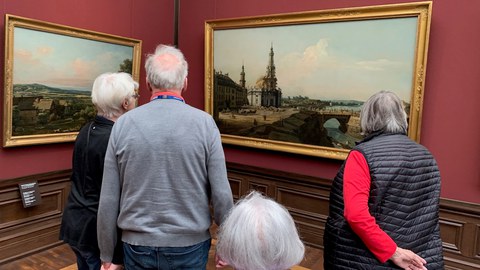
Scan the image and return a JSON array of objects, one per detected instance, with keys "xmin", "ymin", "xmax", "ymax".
[
  {"xmin": 205, "ymin": 1, "xmax": 432, "ymax": 160},
  {"xmin": 3, "ymin": 15, "xmax": 142, "ymax": 147}
]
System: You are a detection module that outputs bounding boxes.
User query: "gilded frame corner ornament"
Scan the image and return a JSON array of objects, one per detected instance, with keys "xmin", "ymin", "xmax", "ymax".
[
  {"xmin": 204, "ymin": 1, "xmax": 432, "ymax": 160},
  {"xmin": 3, "ymin": 15, "xmax": 142, "ymax": 147}
]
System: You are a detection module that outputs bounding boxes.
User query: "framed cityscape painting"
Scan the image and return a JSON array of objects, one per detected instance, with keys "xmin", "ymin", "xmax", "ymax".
[
  {"xmin": 205, "ymin": 1, "xmax": 432, "ymax": 160},
  {"xmin": 3, "ymin": 15, "xmax": 142, "ymax": 147}
]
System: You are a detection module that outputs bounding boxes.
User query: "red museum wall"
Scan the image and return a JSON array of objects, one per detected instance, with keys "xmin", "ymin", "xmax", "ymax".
[{"xmin": 0, "ymin": 0, "xmax": 478, "ymax": 204}]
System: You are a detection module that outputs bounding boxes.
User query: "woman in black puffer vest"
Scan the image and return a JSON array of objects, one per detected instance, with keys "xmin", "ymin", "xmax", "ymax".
[{"xmin": 323, "ymin": 90, "xmax": 444, "ymax": 270}]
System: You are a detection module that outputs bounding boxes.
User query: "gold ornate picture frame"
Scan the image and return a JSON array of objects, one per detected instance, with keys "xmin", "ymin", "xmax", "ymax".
[
  {"xmin": 205, "ymin": 1, "xmax": 432, "ymax": 160},
  {"xmin": 3, "ymin": 15, "xmax": 142, "ymax": 147}
]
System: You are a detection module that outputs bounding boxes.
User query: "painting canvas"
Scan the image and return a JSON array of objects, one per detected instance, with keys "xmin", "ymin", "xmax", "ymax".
[
  {"xmin": 205, "ymin": 2, "xmax": 432, "ymax": 159},
  {"xmin": 3, "ymin": 15, "xmax": 142, "ymax": 147}
]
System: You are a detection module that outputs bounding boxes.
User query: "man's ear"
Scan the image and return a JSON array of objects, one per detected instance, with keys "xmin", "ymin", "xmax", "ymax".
[
  {"xmin": 146, "ymin": 78, "xmax": 153, "ymax": 91},
  {"xmin": 182, "ymin": 78, "xmax": 188, "ymax": 93},
  {"xmin": 123, "ymin": 99, "xmax": 129, "ymax": 110}
]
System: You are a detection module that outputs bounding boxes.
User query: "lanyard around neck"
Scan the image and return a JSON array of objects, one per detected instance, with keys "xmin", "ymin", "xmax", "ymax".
[{"xmin": 150, "ymin": 92, "xmax": 185, "ymax": 103}]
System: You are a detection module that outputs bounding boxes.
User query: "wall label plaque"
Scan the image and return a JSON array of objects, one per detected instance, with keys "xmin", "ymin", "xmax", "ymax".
[{"xmin": 18, "ymin": 181, "xmax": 42, "ymax": 208}]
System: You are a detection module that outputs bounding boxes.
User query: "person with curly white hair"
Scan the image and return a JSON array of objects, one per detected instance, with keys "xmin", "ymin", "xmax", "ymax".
[{"xmin": 215, "ymin": 191, "xmax": 305, "ymax": 270}]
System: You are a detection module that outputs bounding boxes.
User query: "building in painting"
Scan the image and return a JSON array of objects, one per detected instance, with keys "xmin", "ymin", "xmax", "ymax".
[
  {"xmin": 247, "ymin": 44, "xmax": 282, "ymax": 108},
  {"xmin": 213, "ymin": 69, "xmax": 249, "ymax": 119},
  {"xmin": 214, "ymin": 44, "xmax": 283, "ymax": 119}
]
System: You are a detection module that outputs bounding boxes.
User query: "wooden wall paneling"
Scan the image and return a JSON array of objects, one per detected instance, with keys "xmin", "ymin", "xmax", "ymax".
[
  {"xmin": 226, "ymin": 176, "xmax": 242, "ymax": 201},
  {"xmin": 248, "ymin": 181, "xmax": 269, "ymax": 196},
  {"xmin": 227, "ymin": 162, "xmax": 332, "ymax": 248},
  {"xmin": 440, "ymin": 199, "xmax": 480, "ymax": 270},
  {"xmin": 277, "ymin": 188, "xmax": 327, "ymax": 248},
  {"xmin": 0, "ymin": 170, "xmax": 71, "ymax": 264},
  {"xmin": 476, "ymin": 224, "xmax": 480, "ymax": 259}
]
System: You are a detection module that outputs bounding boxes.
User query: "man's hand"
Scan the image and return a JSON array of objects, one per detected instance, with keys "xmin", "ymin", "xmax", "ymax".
[
  {"xmin": 101, "ymin": 262, "xmax": 124, "ymax": 270},
  {"xmin": 390, "ymin": 247, "xmax": 427, "ymax": 270},
  {"xmin": 215, "ymin": 254, "xmax": 229, "ymax": 269}
]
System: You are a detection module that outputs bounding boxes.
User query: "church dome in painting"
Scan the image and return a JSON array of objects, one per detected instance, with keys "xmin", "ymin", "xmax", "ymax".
[{"xmin": 255, "ymin": 76, "xmax": 267, "ymax": 88}]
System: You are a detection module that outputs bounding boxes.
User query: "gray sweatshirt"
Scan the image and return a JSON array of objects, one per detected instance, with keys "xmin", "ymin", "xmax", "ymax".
[{"xmin": 97, "ymin": 98, "xmax": 234, "ymax": 262}]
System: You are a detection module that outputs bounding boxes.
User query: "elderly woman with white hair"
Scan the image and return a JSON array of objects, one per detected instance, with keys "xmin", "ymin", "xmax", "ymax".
[
  {"xmin": 323, "ymin": 90, "xmax": 444, "ymax": 269},
  {"xmin": 60, "ymin": 72, "xmax": 139, "ymax": 270},
  {"xmin": 215, "ymin": 191, "xmax": 305, "ymax": 270}
]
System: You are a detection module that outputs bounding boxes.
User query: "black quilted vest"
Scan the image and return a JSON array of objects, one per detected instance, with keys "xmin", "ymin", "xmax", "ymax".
[{"xmin": 323, "ymin": 132, "xmax": 444, "ymax": 269}]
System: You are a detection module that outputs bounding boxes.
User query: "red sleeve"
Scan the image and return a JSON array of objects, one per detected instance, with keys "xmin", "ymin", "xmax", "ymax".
[{"xmin": 343, "ymin": 150, "xmax": 397, "ymax": 263}]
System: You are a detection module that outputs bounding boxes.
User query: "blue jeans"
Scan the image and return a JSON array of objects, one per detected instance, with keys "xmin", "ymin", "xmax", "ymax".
[
  {"xmin": 70, "ymin": 245, "xmax": 101, "ymax": 270},
  {"xmin": 123, "ymin": 239, "xmax": 211, "ymax": 270}
]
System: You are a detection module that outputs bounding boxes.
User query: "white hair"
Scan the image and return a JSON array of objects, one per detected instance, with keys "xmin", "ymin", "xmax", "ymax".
[
  {"xmin": 144, "ymin": 44, "xmax": 188, "ymax": 90},
  {"xmin": 216, "ymin": 191, "xmax": 305, "ymax": 270},
  {"xmin": 360, "ymin": 90, "xmax": 408, "ymax": 136},
  {"xmin": 91, "ymin": 72, "xmax": 138, "ymax": 119}
]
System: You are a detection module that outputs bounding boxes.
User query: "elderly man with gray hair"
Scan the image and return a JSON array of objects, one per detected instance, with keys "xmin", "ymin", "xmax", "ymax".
[
  {"xmin": 215, "ymin": 191, "xmax": 305, "ymax": 270},
  {"xmin": 97, "ymin": 44, "xmax": 233, "ymax": 270}
]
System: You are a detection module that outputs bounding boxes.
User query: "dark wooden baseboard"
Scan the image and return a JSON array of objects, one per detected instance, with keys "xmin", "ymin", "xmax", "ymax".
[{"xmin": 0, "ymin": 164, "xmax": 479, "ymax": 269}]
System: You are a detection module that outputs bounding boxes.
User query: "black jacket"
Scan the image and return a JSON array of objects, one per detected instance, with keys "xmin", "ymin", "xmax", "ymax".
[
  {"xmin": 323, "ymin": 132, "xmax": 444, "ymax": 269},
  {"xmin": 60, "ymin": 115, "xmax": 123, "ymax": 264}
]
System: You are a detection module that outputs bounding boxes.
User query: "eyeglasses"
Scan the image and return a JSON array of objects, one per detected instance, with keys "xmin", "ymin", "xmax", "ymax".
[{"xmin": 131, "ymin": 93, "xmax": 140, "ymax": 99}]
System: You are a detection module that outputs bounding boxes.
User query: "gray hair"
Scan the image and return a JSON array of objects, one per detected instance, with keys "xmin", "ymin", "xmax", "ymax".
[
  {"xmin": 216, "ymin": 191, "xmax": 305, "ymax": 270},
  {"xmin": 144, "ymin": 44, "xmax": 188, "ymax": 90},
  {"xmin": 360, "ymin": 90, "xmax": 408, "ymax": 136},
  {"xmin": 91, "ymin": 72, "xmax": 138, "ymax": 119}
]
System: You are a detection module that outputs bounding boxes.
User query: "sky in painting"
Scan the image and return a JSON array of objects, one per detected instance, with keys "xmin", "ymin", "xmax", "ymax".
[
  {"xmin": 13, "ymin": 27, "xmax": 133, "ymax": 91},
  {"xmin": 214, "ymin": 17, "xmax": 418, "ymax": 102}
]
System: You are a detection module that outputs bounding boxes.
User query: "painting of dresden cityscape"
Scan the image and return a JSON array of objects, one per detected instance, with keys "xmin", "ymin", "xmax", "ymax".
[
  {"xmin": 206, "ymin": 3, "xmax": 432, "ymax": 158},
  {"xmin": 3, "ymin": 15, "xmax": 141, "ymax": 147}
]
